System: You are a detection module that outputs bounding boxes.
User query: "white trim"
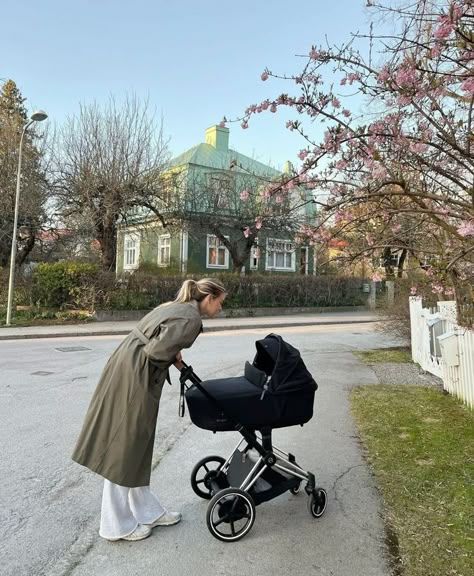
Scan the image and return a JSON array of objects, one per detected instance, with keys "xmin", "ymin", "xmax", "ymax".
[
  {"xmin": 124, "ymin": 232, "xmax": 140, "ymax": 270},
  {"xmin": 206, "ymin": 234, "xmax": 229, "ymax": 269},
  {"xmin": 265, "ymin": 238, "xmax": 296, "ymax": 272},
  {"xmin": 300, "ymin": 246, "xmax": 309, "ymax": 275},
  {"xmin": 157, "ymin": 234, "xmax": 171, "ymax": 266},
  {"xmin": 180, "ymin": 230, "xmax": 188, "ymax": 273}
]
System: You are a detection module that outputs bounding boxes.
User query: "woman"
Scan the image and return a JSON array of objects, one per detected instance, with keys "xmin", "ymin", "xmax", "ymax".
[{"xmin": 72, "ymin": 278, "xmax": 226, "ymax": 542}]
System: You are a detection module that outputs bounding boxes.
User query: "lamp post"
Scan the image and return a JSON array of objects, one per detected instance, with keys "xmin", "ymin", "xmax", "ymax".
[{"xmin": 5, "ymin": 110, "xmax": 48, "ymax": 326}]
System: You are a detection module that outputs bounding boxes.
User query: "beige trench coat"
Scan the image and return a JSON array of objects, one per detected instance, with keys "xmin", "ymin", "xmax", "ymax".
[{"xmin": 72, "ymin": 301, "xmax": 202, "ymax": 487}]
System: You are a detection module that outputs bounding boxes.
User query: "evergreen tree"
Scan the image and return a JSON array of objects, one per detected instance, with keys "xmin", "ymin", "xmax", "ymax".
[{"xmin": 0, "ymin": 79, "xmax": 48, "ymax": 268}]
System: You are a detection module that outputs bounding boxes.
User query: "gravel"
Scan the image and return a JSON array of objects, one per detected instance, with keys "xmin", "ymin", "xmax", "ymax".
[{"xmin": 368, "ymin": 362, "xmax": 444, "ymax": 388}]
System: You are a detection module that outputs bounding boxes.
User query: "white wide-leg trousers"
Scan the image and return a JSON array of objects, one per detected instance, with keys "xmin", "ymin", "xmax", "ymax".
[{"xmin": 99, "ymin": 479, "xmax": 166, "ymax": 539}]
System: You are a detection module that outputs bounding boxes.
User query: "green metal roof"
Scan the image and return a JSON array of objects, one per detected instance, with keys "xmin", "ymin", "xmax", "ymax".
[{"xmin": 170, "ymin": 142, "xmax": 281, "ymax": 179}]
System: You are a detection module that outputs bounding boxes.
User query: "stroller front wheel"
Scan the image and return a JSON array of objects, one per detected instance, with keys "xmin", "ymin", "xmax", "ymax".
[
  {"xmin": 206, "ymin": 488, "xmax": 256, "ymax": 542},
  {"xmin": 190, "ymin": 455, "xmax": 226, "ymax": 500},
  {"xmin": 308, "ymin": 488, "xmax": 328, "ymax": 518}
]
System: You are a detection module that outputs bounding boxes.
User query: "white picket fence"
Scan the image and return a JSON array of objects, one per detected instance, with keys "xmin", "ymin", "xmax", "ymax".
[{"xmin": 409, "ymin": 297, "xmax": 474, "ymax": 408}]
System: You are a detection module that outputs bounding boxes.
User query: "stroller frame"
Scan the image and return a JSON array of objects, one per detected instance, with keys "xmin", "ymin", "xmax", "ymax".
[{"xmin": 180, "ymin": 363, "xmax": 327, "ymax": 542}]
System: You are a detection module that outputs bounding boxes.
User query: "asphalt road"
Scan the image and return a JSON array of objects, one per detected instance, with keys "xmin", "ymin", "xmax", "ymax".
[{"xmin": 0, "ymin": 324, "xmax": 401, "ymax": 576}]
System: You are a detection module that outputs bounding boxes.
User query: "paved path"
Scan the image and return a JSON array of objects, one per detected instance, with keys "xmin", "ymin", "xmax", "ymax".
[{"xmin": 0, "ymin": 310, "xmax": 379, "ymax": 340}]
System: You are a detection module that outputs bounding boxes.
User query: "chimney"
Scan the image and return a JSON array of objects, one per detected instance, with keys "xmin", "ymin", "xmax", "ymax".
[{"xmin": 205, "ymin": 125, "xmax": 229, "ymax": 151}]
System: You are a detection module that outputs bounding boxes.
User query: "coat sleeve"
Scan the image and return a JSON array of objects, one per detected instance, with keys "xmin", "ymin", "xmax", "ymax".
[{"xmin": 142, "ymin": 317, "xmax": 202, "ymax": 362}]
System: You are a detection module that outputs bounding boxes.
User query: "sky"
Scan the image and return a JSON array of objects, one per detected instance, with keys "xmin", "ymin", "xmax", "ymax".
[{"xmin": 1, "ymin": 0, "xmax": 374, "ymax": 171}]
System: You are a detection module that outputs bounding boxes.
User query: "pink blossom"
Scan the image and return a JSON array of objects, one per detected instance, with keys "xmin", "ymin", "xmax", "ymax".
[
  {"xmin": 253, "ymin": 247, "xmax": 260, "ymax": 259},
  {"xmin": 239, "ymin": 189, "xmax": 249, "ymax": 201},
  {"xmin": 270, "ymin": 103, "xmax": 277, "ymax": 113},
  {"xmin": 241, "ymin": 120, "xmax": 248, "ymax": 129},
  {"xmin": 431, "ymin": 282, "xmax": 444, "ymax": 294},
  {"xmin": 298, "ymin": 149, "xmax": 308, "ymax": 160},
  {"xmin": 391, "ymin": 223, "xmax": 402, "ymax": 233},
  {"xmin": 331, "ymin": 97, "xmax": 340, "ymax": 108},
  {"xmin": 377, "ymin": 66, "xmax": 390, "ymax": 83},
  {"xmin": 342, "ymin": 109, "xmax": 351, "ymax": 117},
  {"xmin": 275, "ymin": 195, "xmax": 283, "ymax": 204},
  {"xmin": 218, "ymin": 118, "xmax": 226, "ymax": 127},
  {"xmin": 410, "ymin": 286, "xmax": 417, "ymax": 296},
  {"xmin": 457, "ymin": 220, "xmax": 474, "ymax": 237},
  {"xmin": 255, "ymin": 217, "xmax": 262, "ymax": 230},
  {"xmin": 243, "ymin": 227, "xmax": 251, "ymax": 238},
  {"xmin": 261, "ymin": 70, "xmax": 269, "ymax": 81},
  {"xmin": 372, "ymin": 271, "xmax": 383, "ymax": 282},
  {"xmin": 460, "ymin": 77, "xmax": 474, "ymax": 94}
]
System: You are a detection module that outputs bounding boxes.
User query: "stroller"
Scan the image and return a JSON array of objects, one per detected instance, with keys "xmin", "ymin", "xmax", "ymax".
[{"xmin": 179, "ymin": 333, "xmax": 327, "ymax": 542}]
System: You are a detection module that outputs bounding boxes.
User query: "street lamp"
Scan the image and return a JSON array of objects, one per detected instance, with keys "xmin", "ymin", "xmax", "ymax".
[{"xmin": 5, "ymin": 110, "xmax": 48, "ymax": 326}]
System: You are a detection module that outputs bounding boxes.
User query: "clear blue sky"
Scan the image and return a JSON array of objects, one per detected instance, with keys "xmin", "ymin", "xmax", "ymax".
[{"xmin": 2, "ymin": 0, "xmax": 373, "ymax": 170}]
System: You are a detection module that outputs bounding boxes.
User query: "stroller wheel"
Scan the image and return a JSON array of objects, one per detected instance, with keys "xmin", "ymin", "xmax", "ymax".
[
  {"xmin": 308, "ymin": 488, "xmax": 328, "ymax": 518},
  {"xmin": 191, "ymin": 456, "xmax": 226, "ymax": 500},
  {"xmin": 290, "ymin": 481, "xmax": 302, "ymax": 495},
  {"xmin": 206, "ymin": 488, "xmax": 256, "ymax": 542}
]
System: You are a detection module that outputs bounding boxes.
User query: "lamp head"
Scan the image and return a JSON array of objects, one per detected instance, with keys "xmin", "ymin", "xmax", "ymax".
[{"xmin": 30, "ymin": 110, "xmax": 48, "ymax": 122}]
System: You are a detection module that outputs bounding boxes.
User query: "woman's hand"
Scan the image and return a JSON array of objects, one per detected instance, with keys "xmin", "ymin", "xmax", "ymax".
[{"xmin": 173, "ymin": 351, "xmax": 183, "ymax": 370}]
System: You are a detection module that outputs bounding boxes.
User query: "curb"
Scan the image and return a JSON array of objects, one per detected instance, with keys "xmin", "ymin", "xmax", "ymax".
[{"xmin": 0, "ymin": 318, "xmax": 378, "ymax": 341}]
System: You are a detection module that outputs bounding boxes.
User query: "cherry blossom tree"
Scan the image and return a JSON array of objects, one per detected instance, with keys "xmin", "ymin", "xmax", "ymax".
[{"xmin": 228, "ymin": 0, "xmax": 473, "ymax": 303}]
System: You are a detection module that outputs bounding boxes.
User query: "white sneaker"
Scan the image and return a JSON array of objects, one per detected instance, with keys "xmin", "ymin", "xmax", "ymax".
[
  {"xmin": 106, "ymin": 524, "xmax": 152, "ymax": 542},
  {"xmin": 146, "ymin": 511, "xmax": 182, "ymax": 528}
]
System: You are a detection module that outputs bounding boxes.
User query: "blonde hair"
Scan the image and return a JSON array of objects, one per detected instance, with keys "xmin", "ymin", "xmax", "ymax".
[{"xmin": 174, "ymin": 278, "xmax": 226, "ymax": 304}]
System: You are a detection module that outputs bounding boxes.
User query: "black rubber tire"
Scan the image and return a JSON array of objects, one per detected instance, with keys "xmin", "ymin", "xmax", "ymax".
[
  {"xmin": 307, "ymin": 488, "xmax": 328, "ymax": 518},
  {"xmin": 290, "ymin": 482, "xmax": 302, "ymax": 495},
  {"xmin": 206, "ymin": 487, "xmax": 256, "ymax": 542},
  {"xmin": 190, "ymin": 455, "xmax": 226, "ymax": 500}
]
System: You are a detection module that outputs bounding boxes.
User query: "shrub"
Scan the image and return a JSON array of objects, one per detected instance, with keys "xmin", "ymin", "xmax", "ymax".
[{"xmin": 31, "ymin": 261, "xmax": 102, "ymax": 309}]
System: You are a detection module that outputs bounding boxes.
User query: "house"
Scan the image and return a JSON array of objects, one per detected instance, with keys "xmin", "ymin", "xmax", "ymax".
[{"xmin": 116, "ymin": 125, "xmax": 317, "ymax": 275}]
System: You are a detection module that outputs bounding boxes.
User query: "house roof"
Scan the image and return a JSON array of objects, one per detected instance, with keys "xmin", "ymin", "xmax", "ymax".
[{"xmin": 169, "ymin": 126, "xmax": 281, "ymax": 179}]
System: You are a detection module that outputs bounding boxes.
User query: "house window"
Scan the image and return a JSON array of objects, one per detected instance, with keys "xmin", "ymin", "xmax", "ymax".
[
  {"xmin": 207, "ymin": 172, "xmax": 232, "ymax": 209},
  {"xmin": 207, "ymin": 235, "xmax": 229, "ymax": 268},
  {"xmin": 266, "ymin": 239, "xmax": 295, "ymax": 271},
  {"xmin": 250, "ymin": 241, "xmax": 260, "ymax": 270},
  {"xmin": 158, "ymin": 234, "xmax": 171, "ymax": 266},
  {"xmin": 124, "ymin": 233, "xmax": 140, "ymax": 270}
]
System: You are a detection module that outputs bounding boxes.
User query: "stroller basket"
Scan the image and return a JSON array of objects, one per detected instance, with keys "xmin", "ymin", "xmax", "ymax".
[{"xmin": 185, "ymin": 333, "xmax": 317, "ymax": 431}]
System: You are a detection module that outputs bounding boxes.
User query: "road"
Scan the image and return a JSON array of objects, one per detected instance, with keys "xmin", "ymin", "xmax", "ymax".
[{"xmin": 0, "ymin": 324, "xmax": 400, "ymax": 576}]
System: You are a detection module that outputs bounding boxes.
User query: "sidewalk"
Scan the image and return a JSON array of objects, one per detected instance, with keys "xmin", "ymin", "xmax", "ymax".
[{"xmin": 0, "ymin": 310, "xmax": 379, "ymax": 340}]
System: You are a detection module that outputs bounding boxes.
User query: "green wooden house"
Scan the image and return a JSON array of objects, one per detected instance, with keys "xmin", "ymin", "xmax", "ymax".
[{"xmin": 116, "ymin": 125, "xmax": 316, "ymax": 275}]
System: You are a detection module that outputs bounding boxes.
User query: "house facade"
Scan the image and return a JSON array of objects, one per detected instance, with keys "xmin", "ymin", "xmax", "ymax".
[{"xmin": 117, "ymin": 126, "xmax": 316, "ymax": 275}]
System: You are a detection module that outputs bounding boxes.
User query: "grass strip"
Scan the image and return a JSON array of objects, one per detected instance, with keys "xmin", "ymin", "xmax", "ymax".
[
  {"xmin": 354, "ymin": 347, "xmax": 412, "ymax": 364},
  {"xmin": 351, "ymin": 385, "xmax": 474, "ymax": 576}
]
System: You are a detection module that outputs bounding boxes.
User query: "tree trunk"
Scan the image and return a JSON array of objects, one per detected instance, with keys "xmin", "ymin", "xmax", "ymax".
[
  {"xmin": 96, "ymin": 218, "xmax": 117, "ymax": 271},
  {"xmin": 397, "ymin": 248, "xmax": 407, "ymax": 278}
]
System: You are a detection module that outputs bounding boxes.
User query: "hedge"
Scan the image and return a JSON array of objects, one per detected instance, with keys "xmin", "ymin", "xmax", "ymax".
[{"xmin": 0, "ymin": 262, "xmax": 369, "ymax": 311}]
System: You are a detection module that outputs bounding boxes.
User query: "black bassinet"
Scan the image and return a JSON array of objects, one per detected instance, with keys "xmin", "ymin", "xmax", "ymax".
[{"xmin": 185, "ymin": 334, "xmax": 317, "ymax": 431}]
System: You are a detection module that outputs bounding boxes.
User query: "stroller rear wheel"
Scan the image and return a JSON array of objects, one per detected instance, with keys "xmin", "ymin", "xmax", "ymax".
[
  {"xmin": 206, "ymin": 488, "xmax": 256, "ymax": 542},
  {"xmin": 190, "ymin": 455, "xmax": 226, "ymax": 500},
  {"xmin": 308, "ymin": 488, "xmax": 328, "ymax": 518}
]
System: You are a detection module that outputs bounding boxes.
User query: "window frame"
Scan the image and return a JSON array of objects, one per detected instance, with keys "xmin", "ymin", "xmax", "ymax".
[
  {"xmin": 206, "ymin": 234, "xmax": 229, "ymax": 269},
  {"xmin": 157, "ymin": 234, "xmax": 171, "ymax": 267},
  {"xmin": 123, "ymin": 232, "xmax": 141, "ymax": 270},
  {"xmin": 265, "ymin": 238, "xmax": 296, "ymax": 272}
]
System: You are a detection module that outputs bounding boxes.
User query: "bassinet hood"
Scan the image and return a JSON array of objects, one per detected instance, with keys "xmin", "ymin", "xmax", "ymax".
[{"xmin": 253, "ymin": 334, "xmax": 317, "ymax": 394}]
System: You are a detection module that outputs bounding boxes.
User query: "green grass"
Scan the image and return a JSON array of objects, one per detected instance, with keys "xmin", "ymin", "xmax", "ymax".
[
  {"xmin": 351, "ymin": 385, "xmax": 474, "ymax": 576},
  {"xmin": 354, "ymin": 347, "xmax": 413, "ymax": 364}
]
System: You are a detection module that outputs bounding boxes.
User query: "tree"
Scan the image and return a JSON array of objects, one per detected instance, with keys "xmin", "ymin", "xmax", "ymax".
[
  {"xmin": 232, "ymin": 0, "xmax": 473, "ymax": 302},
  {"xmin": 0, "ymin": 79, "xmax": 49, "ymax": 268},
  {"xmin": 52, "ymin": 96, "xmax": 170, "ymax": 271},
  {"xmin": 171, "ymin": 168, "xmax": 312, "ymax": 273}
]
